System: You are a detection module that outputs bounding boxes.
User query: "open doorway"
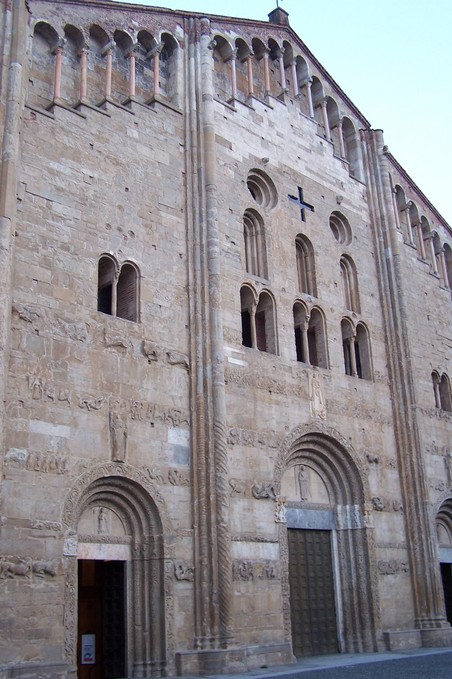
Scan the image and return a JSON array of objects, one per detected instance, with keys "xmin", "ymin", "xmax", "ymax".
[{"xmin": 77, "ymin": 559, "xmax": 126, "ymax": 679}]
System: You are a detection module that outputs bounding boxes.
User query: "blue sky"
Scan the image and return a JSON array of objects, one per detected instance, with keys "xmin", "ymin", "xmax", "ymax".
[{"xmin": 118, "ymin": 0, "xmax": 452, "ymax": 225}]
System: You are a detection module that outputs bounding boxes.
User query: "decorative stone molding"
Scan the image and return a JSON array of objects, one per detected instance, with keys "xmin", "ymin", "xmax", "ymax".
[
  {"xmin": 0, "ymin": 556, "xmax": 57, "ymax": 579},
  {"xmin": 227, "ymin": 426, "xmax": 280, "ymax": 449}
]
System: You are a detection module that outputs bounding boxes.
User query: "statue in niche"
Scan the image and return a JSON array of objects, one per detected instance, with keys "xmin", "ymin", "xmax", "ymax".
[
  {"xmin": 109, "ymin": 406, "xmax": 128, "ymax": 463},
  {"xmin": 98, "ymin": 508, "xmax": 108, "ymax": 535},
  {"xmin": 298, "ymin": 465, "xmax": 310, "ymax": 502},
  {"xmin": 309, "ymin": 371, "xmax": 326, "ymax": 420},
  {"xmin": 445, "ymin": 452, "xmax": 452, "ymax": 487}
]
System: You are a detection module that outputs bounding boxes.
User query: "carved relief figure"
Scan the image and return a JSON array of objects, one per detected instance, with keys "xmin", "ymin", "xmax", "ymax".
[
  {"xmin": 98, "ymin": 507, "xmax": 108, "ymax": 534},
  {"xmin": 309, "ymin": 371, "xmax": 326, "ymax": 420},
  {"xmin": 109, "ymin": 408, "xmax": 128, "ymax": 462},
  {"xmin": 298, "ymin": 465, "xmax": 310, "ymax": 502},
  {"xmin": 275, "ymin": 496, "xmax": 287, "ymax": 523}
]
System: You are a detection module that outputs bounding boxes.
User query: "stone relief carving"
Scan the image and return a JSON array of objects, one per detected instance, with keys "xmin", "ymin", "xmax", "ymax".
[
  {"xmin": 229, "ymin": 478, "xmax": 245, "ymax": 495},
  {"xmin": 227, "ymin": 426, "xmax": 280, "ymax": 449},
  {"xmin": 78, "ymin": 394, "xmax": 105, "ymax": 411},
  {"xmin": 224, "ymin": 366, "xmax": 306, "ymax": 399},
  {"xmin": 166, "ymin": 350, "xmax": 189, "ymax": 370},
  {"xmin": 26, "ymin": 450, "xmax": 68, "ymax": 474},
  {"xmin": 252, "ymin": 481, "xmax": 278, "ymax": 500},
  {"xmin": 12, "ymin": 302, "xmax": 41, "ymax": 324},
  {"xmin": 378, "ymin": 559, "xmax": 409, "ymax": 575},
  {"xmin": 298, "ymin": 465, "xmax": 310, "ymax": 501},
  {"xmin": 29, "ymin": 377, "xmax": 72, "ymax": 404},
  {"xmin": 309, "ymin": 371, "xmax": 326, "ymax": 420},
  {"xmin": 31, "ymin": 520, "xmax": 62, "ymax": 531},
  {"xmin": 372, "ymin": 496, "xmax": 385, "ymax": 511},
  {"xmin": 232, "ymin": 560, "xmax": 280, "ymax": 581},
  {"xmin": 109, "ymin": 407, "xmax": 128, "ymax": 463},
  {"xmin": 419, "ymin": 407, "xmax": 452, "ymax": 421},
  {"xmin": 275, "ymin": 496, "xmax": 287, "ymax": 523},
  {"xmin": 174, "ymin": 561, "xmax": 194, "ymax": 581},
  {"xmin": 52, "ymin": 317, "xmax": 88, "ymax": 342},
  {"xmin": 232, "ymin": 534, "xmax": 278, "ymax": 543},
  {"xmin": 104, "ymin": 329, "xmax": 131, "ymax": 352},
  {"xmin": 366, "ymin": 453, "xmax": 380, "ymax": 465},
  {"xmin": 371, "ymin": 496, "xmax": 403, "ymax": 513},
  {"xmin": 63, "ymin": 533, "xmax": 78, "ymax": 556},
  {"xmin": 0, "ymin": 557, "xmax": 57, "ymax": 579},
  {"xmin": 142, "ymin": 340, "xmax": 160, "ymax": 363},
  {"xmin": 168, "ymin": 469, "xmax": 190, "ymax": 486},
  {"xmin": 146, "ymin": 467, "xmax": 164, "ymax": 484},
  {"xmin": 445, "ymin": 452, "xmax": 452, "ymax": 486}
]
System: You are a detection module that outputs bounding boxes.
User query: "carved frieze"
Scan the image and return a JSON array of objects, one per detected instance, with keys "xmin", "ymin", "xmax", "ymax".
[
  {"xmin": 232, "ymin": 559, "xmax": 280, "ymax": 581},
  {"xmin": 229, "ymin": 478, "xmax": 245, "ymax": 495},
  {"xmin": 378, "ymin": 559, "xmax": 409, "ymax": 575},
  {"xmin": 26, "ymin": 450, "xmax": 67, "ymax": 474},
  {"xmin": 166, "ymin": 350, "xmax": 189, "ymax": 370},
  {"xmin": 31, "ymin": 520, "xmax": 62, "ymax": 531},
  {"xmin": 0, "ymin": 556, "xmax": 57, "ymax": 579},
  {"xmin": 142, "ymin": 340, "xmax": 160, "ymax": 363},
  {"xmin": 227, "ymin": 426, "xmax": 280, "ymax": 449},
  {"xmin": 371, "ymin": 496, "xmax": 404, "ymax": 513},
  {"xmin": 12, "ymin": 302, "xmax": 41, "ymax": 325},
  {"xmin": 224, "ymin": 365, "xmax": 305, "ymax": 398},
  {"xmin": 104, "ymin": 329, "xmax": 131, "ymax": 352}
]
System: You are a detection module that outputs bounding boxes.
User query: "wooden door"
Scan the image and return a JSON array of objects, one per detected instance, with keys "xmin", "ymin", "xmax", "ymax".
[{"xmin": 288, "ymin": 529, "xmax": 339, "ymax": 656}]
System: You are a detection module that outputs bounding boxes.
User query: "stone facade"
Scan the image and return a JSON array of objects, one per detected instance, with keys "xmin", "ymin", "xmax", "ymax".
[{"xmin": 0, "ymin": 1, "xmax": 451, "ymax": 677}]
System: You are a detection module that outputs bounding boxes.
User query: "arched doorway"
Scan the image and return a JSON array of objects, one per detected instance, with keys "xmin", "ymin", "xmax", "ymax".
[
  {"xmin": 436, "ymin": 497, "xmax": 452, "ymax": 625},
  {"xmin": 275, "ymin": 427, "xmax": 377, "ymax": 657},
  {"xmin": 62, "ymin": 464, "xmax": 173, "ymax": 678}
]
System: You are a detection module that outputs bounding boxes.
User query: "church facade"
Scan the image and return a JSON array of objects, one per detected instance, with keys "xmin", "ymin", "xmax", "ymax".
[{"xmin": 0, "ymin": 1, "xmax": 451, "ymax": 677}]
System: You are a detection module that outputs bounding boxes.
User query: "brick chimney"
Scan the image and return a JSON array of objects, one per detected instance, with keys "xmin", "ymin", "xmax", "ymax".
[{"xmin": 268, "ymin": 7, "xmax": 290, "ymax": 26}]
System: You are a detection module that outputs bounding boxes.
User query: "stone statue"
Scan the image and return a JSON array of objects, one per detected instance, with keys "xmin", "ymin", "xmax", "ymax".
[
  {"xmin": 109, "ymin": 408, "xmax": 127, "ymax": 462},
  {"xmin": 309, "ymin": 370, "xmax": 326, "ymax": 420},
  {"xmin": 298, "ymin": 465, "xmax": 310, "ymax": 502}
]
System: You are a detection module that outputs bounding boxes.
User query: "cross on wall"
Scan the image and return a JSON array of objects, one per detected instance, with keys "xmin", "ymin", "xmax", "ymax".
[{"xmin": 288, "ymin": 186, "xmax": 315, "ymax": 222}]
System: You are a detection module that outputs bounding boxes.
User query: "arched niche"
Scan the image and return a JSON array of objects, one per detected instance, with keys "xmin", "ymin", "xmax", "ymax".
[
  {"xmin": 62, "ymin": 465, "xmax": 175, "ymax": 677},
  {"xmin": 29, "ymin": 21, "xmax": 60, "ymax": 108},
  {"xmin": 212, "ymin": 35, "xmax": 234, "ymax": 102},
  {"xmin": 62, "ymin": 24, "xmax": 85, "ymax": 106},
  {"xmin": 275, "ymin": 426, "xmax": 377, "ymax": 654}
]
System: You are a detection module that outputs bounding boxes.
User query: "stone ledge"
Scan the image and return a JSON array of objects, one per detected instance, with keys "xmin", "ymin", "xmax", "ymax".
[
  {"xmin": 176, "ymin": 642, "xmax": 294, "ymax": 675},
  {"xmin": 383, "ymin": 629, "xmax": 421, "ymax": 651},
  {"xmin": 0, "ymin": 661, "xmax": 76, "ymax": 679}
]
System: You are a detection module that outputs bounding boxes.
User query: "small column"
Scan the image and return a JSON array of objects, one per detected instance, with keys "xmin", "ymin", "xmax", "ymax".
[
  {"xmin": 321, "ymin": 98, "xmax": 331, "ymax": 140},
  {"xmin": 439, "ymin": 248, "xmax": 450, "ymax": 289},
  {"xmin": 337, "ymin": 119, "xmax": 346, "ymax": 158},
  {"xmin": 392, "ymin": 188, "xmax": 401, "ymax": 231},
  {"xmin": 102, "ymin": 41, "xmax": 116, "ymax": 100},
  {"xmin": 51, "ymin": 40, "xmax": 65, "ymax": 101},
  {"xmin": 250, "ymin": 306, "xmax": 257, "ymax": 349},
  {"xmin": 426, "ymin": 234, "xmax": 438, "ymax": 274},
  {"xmin": 305, "ymin": 77, "xmax": 314, "ymax": 118},
  {"xmin": 145, "ymin": 42, "xmax": 163, "ymax": 99},
  {"xmin": 246, "ymin": 53, "xmax": 254, "ymax": 97},
  {"xmin": 128, "ymin": 46, "xmax": 137, "ymax": 98},
  {"xmin": 262, "ymin": 50, "xmax": 271, "ymax": 95},
  {"xmin": 415, "ymin": 223, "xmax": 427, "ymax": 260},
  {"xmin": 348, "ymin": 337, "xmax": 358, "ymax": 377},
  {"xmin": 405, "ymin": 202, "xmax": 415, "ymax": 245},
  {"xmin": 229, "ymin": 52, "xmax": 237, "ymax": 100},
  {"xmin": 78, "ymin": 46, "xmax": 88, "ymax": 102},
  {"xmin": 278, "ymin": 48, "xmax": 287, "ymax": 91},
  {"xmin": 301, "ymin": 320, "xmax": 310, "ymax": 365},
  {"xmin": 291, "ymin": 61, "xmax": 299, "ymax": 97},
  {"xmin": 433, "ymin": 377, "xmax": 441, "ymax": 409}
]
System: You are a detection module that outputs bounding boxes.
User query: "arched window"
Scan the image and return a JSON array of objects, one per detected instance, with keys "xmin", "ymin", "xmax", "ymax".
[
  {"xmin": 29, "ymin": 22, "xmax": 60, "ymax": 108},
  {"xmin": 341, "ymin": 319, "xmax": 371, "ymax": 380},
  {"xmin": 326, "ymin": 97, "xmax": 340, "ymax": 153},
  {"xmin": 243, "ymin": 209, "xmax": 268, "ymax": 278},
  {"xmin": 311, "ymin": 77, "xmax": 324, "ymax": 136},
  {"xmin": 97, "ymin": 256, "xmax": 139, "ymax": 322},
  {"xmin": 159, "ymin": 33, "xmax": 179, "ymax": 103},
  {"xmin": 62, "ymin": 24, "xmax": 85, "ymax": 106},
  {"xmin": 212, "ymin": 35, "xmax": 234, "ymax": 102},
  {"xmin": 240, "ymin": 286, "xmax": 277, "ymax": 354},
  {"xmin": 394, "ymin": 185, "xmax": 410, "ymax": 241},
  {"xmin": 251, "ymin": 38, "xmax": 267, "ymax": 100},
  {"xmin": 295, "ymin": 56, "xmax": 310, "ymax": 116},
  {"xmin": 235, "ymin": 39, "xmax": 251, "ymax": 102},
  {"xmin": 306, "ymin": 307, "xmax": 328, "ymax": 368},
  {"xmin": 295, "ymin": 235, "xmax": 317, "ymax": 296},
  {"xmin": 439, "ymin": 374, "xmax": 452, "ymax": 412},
  {"xmin": 342, "ymin": 117, "xmax": 362, "ymax": 180},
  {"xmin": 329, "ymin": 211, "xmax": 352, "ymax": 245},
  {"xmin": 340, "ymin": 255, "xmax": 360, "ymax": 313},
  {"xmin": 444, "ymin": 244, "xmax": 452, "ymax": 290}
]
